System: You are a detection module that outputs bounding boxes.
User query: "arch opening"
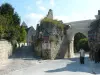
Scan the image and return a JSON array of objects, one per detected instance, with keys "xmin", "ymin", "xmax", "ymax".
[{"xmin": 74, "ymin": 32, "xmax": 89, "ymax": 53}]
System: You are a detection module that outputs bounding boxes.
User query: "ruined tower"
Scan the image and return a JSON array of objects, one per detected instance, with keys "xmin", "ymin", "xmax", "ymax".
[
  {"xmin": 46, "ymin": 9, "xmax": 53, "ymax": 19},
  {"xmin": 95, "ymin": 10, "xmax": 100, "ymax": 20}
]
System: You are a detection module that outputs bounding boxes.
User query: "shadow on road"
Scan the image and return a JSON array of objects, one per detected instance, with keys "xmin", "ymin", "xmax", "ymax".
[
  {"xmin": 9, "ymin": 46, "xmax": 41, "ymax": 60},
  {"xmin": 46, "ymin": 57, "xmax": 100, "ymax": 74}
]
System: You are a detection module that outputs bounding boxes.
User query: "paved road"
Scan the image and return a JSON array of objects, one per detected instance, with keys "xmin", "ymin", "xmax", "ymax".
[
  {"xmin": 0, "ymin": 46, "xmax": 41, "ymax": 75},
  {"xmin": 0, "ymin": 54, "xmax": 100, "ymax": 75}
]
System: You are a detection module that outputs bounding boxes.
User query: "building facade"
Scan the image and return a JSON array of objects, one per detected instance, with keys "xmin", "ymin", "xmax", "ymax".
[{"xmin": 27, "ymin": 26, "xmax": 36, "ymax": 46}]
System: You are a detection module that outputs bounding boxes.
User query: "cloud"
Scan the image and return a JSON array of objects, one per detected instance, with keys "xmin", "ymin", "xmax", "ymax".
[
  {"xmin": 50, "ymin": 0, "xmax": 55, "ymax": 7},
  {"xmin": 36, "ymin": 0, "xmax": 47, "ymax": 11},
  {"xmin": 24, "ymin": 13, "xmax": 44, "ymax": 29},
  {"xmin": 39, "ymin": 6, "xmax": 47, "ymax": 11}
]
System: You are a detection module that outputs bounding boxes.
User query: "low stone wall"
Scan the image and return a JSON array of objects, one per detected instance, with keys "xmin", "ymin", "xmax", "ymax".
[{"xmin": 0, "ymin": 40, "xmax": 12, "ymax": 64}]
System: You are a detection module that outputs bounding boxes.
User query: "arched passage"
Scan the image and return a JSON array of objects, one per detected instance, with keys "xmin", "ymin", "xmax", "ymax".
[
  {"xmin": 65, "ymin": 20, "xmax": 92, "ymax": 58},
  {"xmin": 74, "ymin": 32, "xmax": 89, "ymax": 53}
]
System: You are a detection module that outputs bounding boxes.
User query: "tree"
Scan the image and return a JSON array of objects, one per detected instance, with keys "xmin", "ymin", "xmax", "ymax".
[
  {"xmin": 0, "ymin": 15, "xmax": 7, "ymax": 39},
  {"xmin": 0, "ymin": 15, "xmax": 7, "ymax": 26},
  {"xmin": 0, "ymin": 3, "xmax": 20, "ymax": 26},
  {"xmin": 0, "ymin": 25, "xmax": 4, "ymax": 39},
  {"xmin": 12, "ymin": 12, "xmax": 20, "ymax": 26},
  {"xmin": 0, "ymin": 3, "xmax": 27, "ymax": 48},
  {"xmin": 74, "ymin": 32, "xmax": 86, "ymax": 52},
  {"xmin": 8, "ymin": 26, "xmax": 20, "ymax": 40},
  {"xmin": 0, "ymin": 3, "xmax": 14, "ymax": 15},
  {"xmin": 0, "ymin": 3, "xmax": 14, "ymax": 26},
  {"xmin": 0, "ymin": 3, "xmax": 21, "ymax": 41},
  {"xmin": 17, "ymin": 26, "xmax": 26, "ymax": 45},
  {"xmin": 76, "ymin": 38, "xmax": 89, "ymax": 52}
]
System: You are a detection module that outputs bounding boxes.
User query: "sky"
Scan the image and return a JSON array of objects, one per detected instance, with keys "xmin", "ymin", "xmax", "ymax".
[{"xmin": 0, "ymin": 0, "xmax": 100, "ymax": 29}]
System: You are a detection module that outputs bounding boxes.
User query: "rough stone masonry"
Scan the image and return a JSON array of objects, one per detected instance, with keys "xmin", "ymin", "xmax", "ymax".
[{"xmin": 0, "ymin": 40, "xmax": 12, "ymax": 64}]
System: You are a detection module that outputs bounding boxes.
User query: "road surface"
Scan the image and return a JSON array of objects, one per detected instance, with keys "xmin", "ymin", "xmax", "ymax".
[{"xmin": 0, "ymin": 53, "xmax": 100, "ymax": 75}]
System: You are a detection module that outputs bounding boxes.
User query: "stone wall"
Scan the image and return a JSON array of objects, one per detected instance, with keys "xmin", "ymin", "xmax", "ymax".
[
  {"xmin": 41, "ymin": 37, "xmax": 64, "ymax": 59},
  {"xmin": 42, "ymin": 49, "xmax": 51, "ymax": 59},
  {"xmin": 34, "ymin": 36, "xmax": 71, "ymax": 60},
  {"xmin": 34, "ymin": 44, "xmax": 42, "ymax": 56},
  {"xmin": 50, "ymin": 42, "xmax": 61, "ymax": 59},
  {"xmin": 0, "ymin": 40, "xmax": 12, "ymax": 64}
]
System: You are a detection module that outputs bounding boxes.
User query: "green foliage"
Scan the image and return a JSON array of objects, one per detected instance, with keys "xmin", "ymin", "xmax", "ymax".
[
  {"xmin": 41, "ymin": 18, "xmax": 64, "ymax": 30},
  {"xmin": 0, "ymin": 15, "xmax": 7, "ymax": 26},
  {"xmin": 7, "ymin": 26, "xmax": 20, "ymax": 41},
  {"xmin": 0, "ymin": 3, "xmax": 14, "ymax": 15},
  {"xmin": 0, "ymin": 15, "xmax": 7, "ymax": 39},
  {"xmin": 0, "ymin": 3, "xmax": 27, "ymax": 51},
  {"xmin": 0, "ymin": 25, "xmax": 5, "ymax": 39},
  {"xmin": 0, "ymin": 3, "xmax": 14, "ymax": 26},
  {"xmin": 0, "ymin": 3, "xmax": 22, "ymax": 42},
  {"xmin": 12, "ymin": 12, "xmax": 20, "ymax": 26},
  {"xmin": 17, "ymin": 26, "xmax": 26, "ymax": 43},
  {"xmin": 0, "ymin": 3, "xmax": 20, "ymax": 26},
  {"xmin": 76, "ymin": 38, "xmax": 89, "ymax": 52},
  {"xmin": 74, "ymin": 32, "xmax": 86, "ymax": 52}
]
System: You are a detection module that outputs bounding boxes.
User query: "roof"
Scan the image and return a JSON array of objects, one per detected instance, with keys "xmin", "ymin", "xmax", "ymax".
[
  {"xmin": 21, "ymin": 21, "xmax": 27, "ymax": 26},
  {"xmin": 26, "ymin": 26, "xmax": 35, "ymax": 33}
]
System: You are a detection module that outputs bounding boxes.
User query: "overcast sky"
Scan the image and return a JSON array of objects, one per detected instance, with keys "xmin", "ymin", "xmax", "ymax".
[{"xmin": 0, "ymin": 0, "xmax": 100, "ymax": 29}]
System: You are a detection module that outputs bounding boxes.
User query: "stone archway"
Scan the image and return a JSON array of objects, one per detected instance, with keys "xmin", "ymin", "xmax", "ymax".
[
  {"xmin": 65, "ymin": 20, "xmax": 93, "ymax": 58},
  {"xmin": 74, "ymin": 32, "xmax": 88, "ymax": 53}
]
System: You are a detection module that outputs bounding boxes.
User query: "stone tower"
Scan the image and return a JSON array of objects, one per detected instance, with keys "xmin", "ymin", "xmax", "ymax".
[{"xmin": 46, "ymin": 9, "xmax": 53, "ymax": 19}]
